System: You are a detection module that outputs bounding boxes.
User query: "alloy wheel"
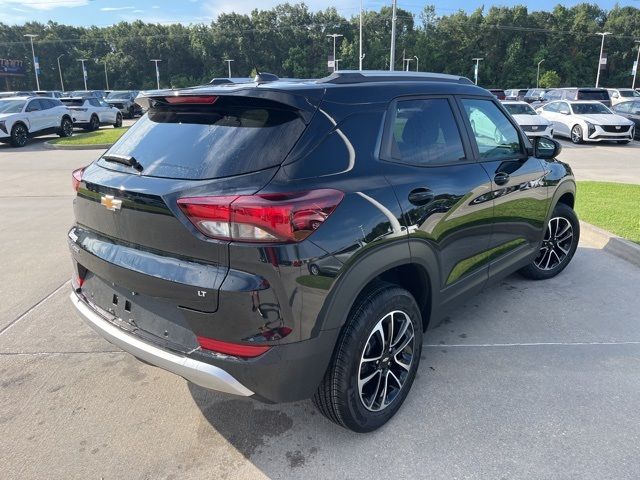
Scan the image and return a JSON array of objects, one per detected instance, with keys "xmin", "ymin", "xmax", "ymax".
[
  {"xmin": 571, "ymin": 126, "xmax": 582, "ymax": 144},
  {"xmin": 13, "ymin": 125, "xmax": 27, "ymax": 146},
  {"xmin": 534, "ymin": 216, "xmax": 573, "ymax": 271},
  {"xmin": 358, "ymin": 310, "xmax": 415, "ymax": 412},
  {"xmin": 62, "ymin": 119, "xmax": 73, "ymax": 137}
]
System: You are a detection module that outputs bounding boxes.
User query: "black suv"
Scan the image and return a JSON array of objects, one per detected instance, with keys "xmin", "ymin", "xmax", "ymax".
[{"xmin": 69, "ymin": 71, "xmax": 579, "ymax": 432}]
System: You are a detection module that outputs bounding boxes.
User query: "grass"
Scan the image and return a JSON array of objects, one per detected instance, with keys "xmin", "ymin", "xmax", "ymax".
[
  {"xmin": 48, "ymin": 127, "xmax": 128, "ymax": 146},
  {"xmin": 576, "ymin": 181, "xmax": 640, "ymax": 244}
]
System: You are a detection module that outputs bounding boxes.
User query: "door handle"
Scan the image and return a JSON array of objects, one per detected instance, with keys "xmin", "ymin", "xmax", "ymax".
[
  {"xmin": 494, "ymin": 172, "xmax": 510, "ymax": 186},
  {"xmin": 408, "ymin": 188, "xmax": 435, "ymax": 206}
]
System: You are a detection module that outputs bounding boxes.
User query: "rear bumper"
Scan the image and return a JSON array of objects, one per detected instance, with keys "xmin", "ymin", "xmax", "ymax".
[{"xmin": 70, "ymin": 291, "xmax": 254, "ymax": 397}]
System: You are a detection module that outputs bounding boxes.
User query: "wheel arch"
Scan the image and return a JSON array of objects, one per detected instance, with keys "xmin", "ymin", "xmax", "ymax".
[{"xmin": 11, "ymin": 120, "xmax": 29, "ymax": 133}]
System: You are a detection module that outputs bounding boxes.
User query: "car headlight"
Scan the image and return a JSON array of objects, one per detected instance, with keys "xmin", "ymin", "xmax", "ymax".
[
  {"xmin": 0, "ymin": 121, "xmax": 6, "ymax": 134},
  {"xmin": 585, "ymin": 121, "xmax": 596, "ymax": 137}
]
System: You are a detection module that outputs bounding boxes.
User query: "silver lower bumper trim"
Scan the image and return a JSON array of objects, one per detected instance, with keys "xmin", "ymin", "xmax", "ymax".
[{"xmin": 70, "ymin": 292, "xmax": 254, "ymax": 397}]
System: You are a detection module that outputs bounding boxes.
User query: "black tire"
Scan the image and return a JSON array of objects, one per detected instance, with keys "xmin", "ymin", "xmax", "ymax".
[
  {"xmin": 86, "ymin": 115, "xmax": 99, "ymax": 131},
  {"xmin": 313, "ymin": 283, "xmax": 423, "ymax": 433},
  {"xmin": 114, "ymin": 113, "xmax": 123, "ymax": 128},
  {"xmin": 10, "ymin": 123, "xmax": 28, "ymax": 147},
  {"xmin": 58, "ymin": 117, "xmax": 73, "ymax": 138},
  {"xmin": 309, "ymin": 264, "xmax": 320, "ymax": 276},
  {"xmin": 570, "ymin": 125, "xmax": 583, "ymax": 144},
  {"xmin": 519, "ymin": 203, "xmax": 580, "ymax": 280}
]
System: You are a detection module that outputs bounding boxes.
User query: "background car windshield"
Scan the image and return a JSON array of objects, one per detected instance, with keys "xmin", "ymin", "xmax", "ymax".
[
  {"xmin": 0, "ymin": 100, "xmax": 25, "ymax": 113},
  {"xmin": 620, "ymin": 90, "xmax": 640, "ymax": 98},
  {"xmin": 61, "ymin": 99, "xmax": 84, "ymax": 106},
  {"xmin": 504, "ymin": 103, "xmax": 536, "ymax": 115},
  {"xmin": 572, "ymin": 103, "xmax": 611, "ymax": 115},
  {"xmin": 100, "ymin": 96, "xmax": 306, "ymax": 180}
]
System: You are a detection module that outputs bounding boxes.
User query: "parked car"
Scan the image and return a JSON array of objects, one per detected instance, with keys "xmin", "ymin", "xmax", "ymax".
[
  {"xmin": 0, "ymin": 96, "xmax": 73, "ymax": 147},
  {"xmin": 537, "ymin": 100, "xmax": 634, "ymax": 144},
  {"xmin": 35, "ymin": 90, "xmax": 64, "ymax": 99},
  {"xmin": 0, "ymin": 91, "xmax": 35, "ymax": 99},
  {"xmin": 612, "ymin": 100, "xmax": 640, "ymax": 138},
  {"xmin": 69, "ymin": 70, "xmax": 578, "ymax": 432},
  {"xmin": 502, "ymin": 101, "xmax": 553, "ymax": 138},
  {"xmin": 60, "ymin": 97, "xmax": 122, "ymax": 130},
  {"xmin": 530, "ymin": 89, "xmax": 556, "ymax": 109},
  {"xmin": 488, "ymin": 89, "xmax": 506, "ymax": 100},
  {"xmin": 505, "ymin": 89, "xmax": 528, "ymax": 101},
  {"xmin": 551, "ymin": 88, "xmax": 612, "ymax": 107},
  {"xmin": 523, "ymin": 88, "xmax": 549, "ymax": 103},
  {"xmin": 607, "ymin": 88, "xmax": 640, "ymax": 106},
  {"xmin": 105, "ymin": 91, "xmax": 141, "ymax": 119}
]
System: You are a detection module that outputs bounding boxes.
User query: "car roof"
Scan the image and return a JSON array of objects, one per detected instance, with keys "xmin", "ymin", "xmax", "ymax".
[
  {"xmin": 61, "ymin": 97, "xmax": 89, "ymax": 101},
  {"xmin": 0, "ymin": 96, "xmax": 32, "ymax": 101},
  {"xmin": 140, "ymin": 70, "xmax": 488, "ymax": 107},
  {"xmin": 502, "ymin": 100, "xmax": 530, "ymax": 105}
]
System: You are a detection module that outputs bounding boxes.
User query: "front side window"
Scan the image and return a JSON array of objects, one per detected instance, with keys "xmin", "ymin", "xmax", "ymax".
[
  {"xmin": 26, "ymin": 100, "xmax": 42, "ymax": 112},
  {"xmin": 461, "ymin": 98, "xmax": 522, "ymax": 159},
  {"xmin": 388, "ymin": 98, "xmax": 466, "ymax": 166}
]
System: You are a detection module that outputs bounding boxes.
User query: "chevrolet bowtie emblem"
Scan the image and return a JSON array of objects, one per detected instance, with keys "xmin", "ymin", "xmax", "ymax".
[{"xmin": 101, "ymin": 195, "xmax": 122, "ymax": 211}]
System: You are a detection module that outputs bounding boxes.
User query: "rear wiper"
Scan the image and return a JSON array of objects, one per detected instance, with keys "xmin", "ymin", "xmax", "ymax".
[{"xmin": 102, "ymin": 153, "xmax": 143, "ymax": 172}]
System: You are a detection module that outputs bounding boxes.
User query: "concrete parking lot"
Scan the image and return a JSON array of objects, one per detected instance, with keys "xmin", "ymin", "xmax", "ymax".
[{"xmin": 1, "ymin": 137, "xmax": 640, "ymax": 479}]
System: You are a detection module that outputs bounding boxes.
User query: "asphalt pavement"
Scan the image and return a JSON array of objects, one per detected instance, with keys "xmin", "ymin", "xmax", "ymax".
[{"xmin": 1, "ymin": 135, "xmax": 640, "ymax": 479}]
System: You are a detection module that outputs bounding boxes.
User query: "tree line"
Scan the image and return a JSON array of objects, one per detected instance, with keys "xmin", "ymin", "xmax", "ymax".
[{"xmin": 1, "ymin": 2, "xmax": 639, "ymax": 92}]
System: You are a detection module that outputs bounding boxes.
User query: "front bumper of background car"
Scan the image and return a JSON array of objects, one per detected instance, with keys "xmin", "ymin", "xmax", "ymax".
[{"xmin": 584, "ymin": 123, "xmax": 634, "ymax": 142}]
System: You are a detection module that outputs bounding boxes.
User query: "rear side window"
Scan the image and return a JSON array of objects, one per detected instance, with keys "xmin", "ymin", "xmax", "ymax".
[
  {"xmin": 461, "ymin": 98, "xmax": 522, "ymax": 160},
  {"xmin": 387, "ymin": 98, "xmax": 466, "ymax": 166},
  {"xmin": 100, "ymin": 96, "xmax": 306, "ymax": 180}
]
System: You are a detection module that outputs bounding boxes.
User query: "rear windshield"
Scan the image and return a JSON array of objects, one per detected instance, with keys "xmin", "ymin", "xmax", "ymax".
[
  {"xmin": 577, "ymin": 90, "xmax": 609, "ymax": 101},
  {"xmin": 620, "ymin": 90, "xmax": 640, "ymax": 98},
  {"xmin": 61, "ymin": 99, "xmax": 84, "ymax": 106},
  {"xmin": 99, "ymin": 96, "xmax": 307, "ymax": 180}
]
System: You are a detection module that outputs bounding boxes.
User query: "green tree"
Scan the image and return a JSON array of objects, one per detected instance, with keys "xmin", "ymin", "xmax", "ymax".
[{"xmin": 539, "ymin": 70, "xmax": 561, "ymax": 88}]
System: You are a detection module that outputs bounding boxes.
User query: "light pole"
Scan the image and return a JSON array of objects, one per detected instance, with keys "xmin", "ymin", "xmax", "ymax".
[
  {"xmin": 98, "ymin": 59, "xmax": 109, "ymax": 90},
  {"xmin": 536, "ymin": 59, "xmax": 545, "ymax": 88},
  {"xmin": 150, "ymin": 59, "xmax": 161, "ymax": 89},
  {"xmin": 326, "ymin": 34, "xmax": 343, "ymax": 72},
  {"xmin": 57, "ymin": 54, "xmax": 65, "ymax": 92},
  {"xmin": 334, "ymin": 59, "xmax": 342, "ymax": 71},
  {"xmin": 24, "ymin": 34, "xmax": 40, "ymax": 90},
  {"xmin": 359, "ymin": 0, "xmax": 364, "ymax": 70},
  {"xmin": 404, "ymin": 58, "xmax": 413, "ymax": 71},
  {"xmin": 472, "ymin": 57, "xmax": 483, "ymax": 85},
  {"xmin": 632, "ymin": 40, "xmax": 640, "ymax": 90},
  {"xmin": 414, "ymin": 55, "xmax": 419, "ymax": 72},
  {"xmin": 595, "ymin": 32, "xmax": 611, "ymax": 88},
  {"xmin": 77, "ymin": 58, "xmax": 88, "ymax": 90},
  {"xmin": 224, "ymin": 59, "xmax": 234, "ymax": 78},
  {"xmin": 390, "ymin": 0, "xmax": 397, "ymax": 71}
]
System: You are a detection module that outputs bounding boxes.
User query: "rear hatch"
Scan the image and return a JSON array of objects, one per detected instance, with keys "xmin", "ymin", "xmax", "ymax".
[
  {"xmin": 577, "ymin": 89, "xmax": 611, "ymax": 107},
  {"xmin": 71, "ymin": 89, "xmax": 319, "ymax": 339}
]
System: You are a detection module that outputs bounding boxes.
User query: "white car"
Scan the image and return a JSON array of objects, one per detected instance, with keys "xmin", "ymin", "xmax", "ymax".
[
  {"xmin": 60, "ymin": 97, "xmax": 122, "ymax": 131},
  {"xmin": 537, "ymin": 100, "xmax": 635, "ymax": 144},
  {"xmin": 0, "ymin": 96, "xmax": 74, "ymax": 147},
  {"xmin": 502, "ymin": 101, "xmax": 553, "ymax": 138},
  {"xmin": 607, "ymin": 88, "xmax": 640, "ymax": 106}
]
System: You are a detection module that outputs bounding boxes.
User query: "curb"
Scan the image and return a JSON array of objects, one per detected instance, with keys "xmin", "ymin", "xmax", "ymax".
[
  {"xmin": 580, "ymin": 220, "xmax": 640, "ymax": 268},
  {"xmin": 44, "ymin": 141, "xmax": 112, "ymax": 150}
]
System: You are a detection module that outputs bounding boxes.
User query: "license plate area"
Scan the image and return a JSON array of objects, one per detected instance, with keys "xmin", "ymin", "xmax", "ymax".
[{"xmin": 82, "ymin": 272, "xmax": 199, "ymax": 353}]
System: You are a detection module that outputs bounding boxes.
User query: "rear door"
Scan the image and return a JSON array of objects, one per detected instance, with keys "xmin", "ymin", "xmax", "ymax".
[
  {"xmin": 381, "ymin": 95, "xmax": 494, "ymax": 300},
  {"xmin": 458, "ymin": 97, "xmax": 548, "ymax": 278}
]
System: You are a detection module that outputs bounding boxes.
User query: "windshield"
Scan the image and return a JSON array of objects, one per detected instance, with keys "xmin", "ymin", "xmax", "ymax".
[
  {"xmin": 571, "ymin": 103, "xmax": 612, "ymax": 115},
  {"xmin": 620, "ymin": 90, "xmax": 640, "ymax": 98},
  {"xmin": 504, "ymin": 103, "xmax": 536, "ymax": 116},
  {"xmin": 0, "ymin": 100, "xmax": 25, "ymax": 113},
  {"xmin": 100, "ymin": 96, "xmax": 307, "ymax": 180},
  {"xmin": 107, "ymin": 92, "xmax": 133, "ymax": 99}
]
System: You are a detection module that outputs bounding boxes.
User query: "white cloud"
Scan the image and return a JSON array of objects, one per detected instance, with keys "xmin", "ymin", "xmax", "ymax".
[
  {"xmin": 100, "ymin": 6, "xmax": 135, "ymax": 12},
  {"xmin": 201, "ymin": 0, "xmax": 359, "ymax": 19},
  {"xmin": 0, "ymin": 0, "xmax": 89, "ymax": 11}
]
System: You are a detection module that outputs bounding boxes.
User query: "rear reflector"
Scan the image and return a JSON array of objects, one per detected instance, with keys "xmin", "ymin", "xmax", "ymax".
[
  {"xmin": 197, "ymin": 336, "xmax": 271, "ymax": 358},
  {"xmin": 72, "ymin": 167, "xmax": 86, "ymax": 192},
  {"xmin": 178, "ymin": 189, "xmax": 344, "ymax": 243},
  {"xmin": 164, "ymin": 95, "xmax": 218, "ymax": 105}
]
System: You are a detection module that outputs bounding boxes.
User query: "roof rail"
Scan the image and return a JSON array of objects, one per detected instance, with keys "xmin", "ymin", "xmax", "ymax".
[
  {"xmin": 317, "ymin": 70, "xmax": 473, "ymax": 85},
  {"xmin": 209, "ymin": 78, "xmax": 234, "ymax": 85}
]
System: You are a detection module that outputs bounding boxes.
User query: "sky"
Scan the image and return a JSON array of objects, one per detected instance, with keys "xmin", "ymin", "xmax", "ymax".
[{"xmin": 1, "ymin": 0, "xmax": 638, "ymax": 26}]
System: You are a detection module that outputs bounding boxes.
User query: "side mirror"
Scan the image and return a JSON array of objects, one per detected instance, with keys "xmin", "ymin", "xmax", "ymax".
[{"xmin": 534, "ymin": 136, "xmax": 561, "ymax": 159}]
